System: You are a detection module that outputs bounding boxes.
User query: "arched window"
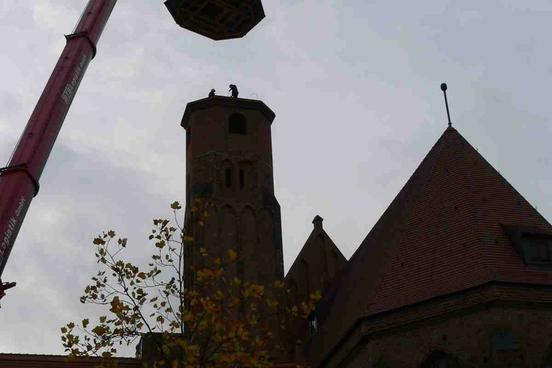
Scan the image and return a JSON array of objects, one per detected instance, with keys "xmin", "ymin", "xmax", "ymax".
[
  {"xmin": 419, "ymin": 350, "xmax": 464, "ymax": 368},
  {"xmin": 222, "ymin": 161, "xmax": 233, "ymax": 191},
  {"xmin": 228, "ymin": 113, "xmax": 247, "ymax": 135},
  {"xmin": 239, "ymin": 207, "xmax": 257, "ymax": 281},
  {"xmin": 225, "ymin": 168, "xmax": 232, "ymax": 188},
  {"xmin": 221, "ymin": 206, "xmax": 238, "ymax": 276},
  {"xmin": 238, "ymin": 161, "xmax": 255, "ymax": 191}
]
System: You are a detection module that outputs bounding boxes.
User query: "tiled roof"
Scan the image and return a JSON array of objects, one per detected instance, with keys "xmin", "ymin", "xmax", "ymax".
[
  {"xmin": 312, "ymin": 126, "xmax": 552, "ymax": 360},
  {"xmin": 358, "ymin": 126, "xmax": 552, "ymax": 315}
]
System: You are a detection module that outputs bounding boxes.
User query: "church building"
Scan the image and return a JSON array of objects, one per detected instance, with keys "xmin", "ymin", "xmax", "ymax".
[
  {"xmin": 2, "ymin": 93, "xmax": 552, "ymax": 367},
  {"xmin": 178, "ymin": 93, "xmax": 552, "ymax": 367}
]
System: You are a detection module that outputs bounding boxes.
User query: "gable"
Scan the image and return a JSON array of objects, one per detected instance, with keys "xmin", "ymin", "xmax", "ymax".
[{"xmin": 285, "ymin": 217, "xmax": 347, "ymax": 302}]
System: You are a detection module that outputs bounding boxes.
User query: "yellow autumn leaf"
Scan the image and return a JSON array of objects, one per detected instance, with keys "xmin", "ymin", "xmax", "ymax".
[
  {"xmin": 227, "ymin": 249, "xmax": 238, "ymax": 261},
  {"xmin": 92, "ymin": 237, "xmax": 105, "ymax": 245},
  {"xmin": 92, "ymin": 325, "xmax": 106, "ymax": 336}
]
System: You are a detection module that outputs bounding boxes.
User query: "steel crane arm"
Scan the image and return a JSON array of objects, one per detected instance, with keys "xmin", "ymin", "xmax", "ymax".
[{"xmin": 0, "ymin": 0, "xmax": 117, "ymax": 295}]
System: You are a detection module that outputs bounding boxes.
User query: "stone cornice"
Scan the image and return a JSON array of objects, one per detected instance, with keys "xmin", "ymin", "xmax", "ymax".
[{"xmin": 181, "ymin": 96, "xmax": 275, "ymax": 129}]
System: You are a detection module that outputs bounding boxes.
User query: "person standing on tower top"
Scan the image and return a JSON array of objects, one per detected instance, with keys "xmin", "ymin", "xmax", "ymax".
[
  {"xmin": 208, "ymin": 89, "xmax": 215, "ymax": 98},
  {"xmin": 229, "ymin": 84, "xmax": 239, "ymax": 98}
]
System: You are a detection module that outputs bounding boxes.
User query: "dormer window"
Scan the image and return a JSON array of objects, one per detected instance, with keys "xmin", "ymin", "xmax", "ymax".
[
  {"xmin": 229, "ymin": 113, "xmax": 247, "ymax": 135},
  {"xmin": 503, "ymin": 225, "xmax": 552, "ymax": 268},
  {"xmin": 521, "ymin": 234, "xmax": 552, "ymax": 264}
]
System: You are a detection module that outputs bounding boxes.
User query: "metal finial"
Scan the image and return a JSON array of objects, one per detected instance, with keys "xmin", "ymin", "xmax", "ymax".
[{"xmin": 440, "ymin": 82, "xmax": 452, "ymax": 127}]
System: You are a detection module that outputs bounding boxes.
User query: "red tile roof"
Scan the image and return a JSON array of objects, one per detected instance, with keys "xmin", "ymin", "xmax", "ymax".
[{"xmin": 313, "ymin": 127, "xmax": 552, "ymax": 359}]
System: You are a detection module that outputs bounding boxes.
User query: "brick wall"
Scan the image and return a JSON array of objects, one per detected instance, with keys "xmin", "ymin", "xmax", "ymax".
[{"xmin": 313, "ymin": 283, "xmax": 552, "ymax": 367}]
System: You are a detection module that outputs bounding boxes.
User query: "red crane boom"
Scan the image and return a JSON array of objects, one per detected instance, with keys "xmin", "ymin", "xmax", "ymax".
[{"xmin": 0, "ymin": 0, "xmax": 117, "ymax": 291}]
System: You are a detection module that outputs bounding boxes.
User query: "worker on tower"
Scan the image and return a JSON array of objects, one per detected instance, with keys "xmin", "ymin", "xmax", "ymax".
[
  {"xmin": 208, "ymin": 89, "xmax": 215, "ymax": 97},
  {"xmin": 229, "ymin": 84, "xmax": 239, "ymax": 98}
]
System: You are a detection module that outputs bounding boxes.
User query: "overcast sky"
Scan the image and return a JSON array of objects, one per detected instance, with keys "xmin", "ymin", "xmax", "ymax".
[{"xmin": 1, "ymin": 0, "xmax": 551, "ymax": 356}]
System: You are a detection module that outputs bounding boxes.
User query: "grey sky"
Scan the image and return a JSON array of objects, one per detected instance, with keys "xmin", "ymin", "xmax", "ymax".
[{"xmin": 0, "ymin": 0, "xmax": 551, "ymax": 356}]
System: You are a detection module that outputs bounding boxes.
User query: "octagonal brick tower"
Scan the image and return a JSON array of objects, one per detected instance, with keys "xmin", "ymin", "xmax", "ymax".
[{"xmin": 181, "ymin": 95, "xmax": 284, "ymax": 294}]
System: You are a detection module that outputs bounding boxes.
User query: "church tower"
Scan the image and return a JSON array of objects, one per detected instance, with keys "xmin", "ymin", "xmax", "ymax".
[{"xmin": 181, "ymin": 94, "xmax": 284, "ymax": 293}]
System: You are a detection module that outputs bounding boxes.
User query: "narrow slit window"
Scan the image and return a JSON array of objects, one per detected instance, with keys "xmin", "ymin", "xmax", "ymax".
[
  {"xmin": 225, "ymin": 168, "xmax": 232, "ymax": 188},
  {"xmin": 239, "ymin": 169, "xmax": 245, "ymax": 189}
]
